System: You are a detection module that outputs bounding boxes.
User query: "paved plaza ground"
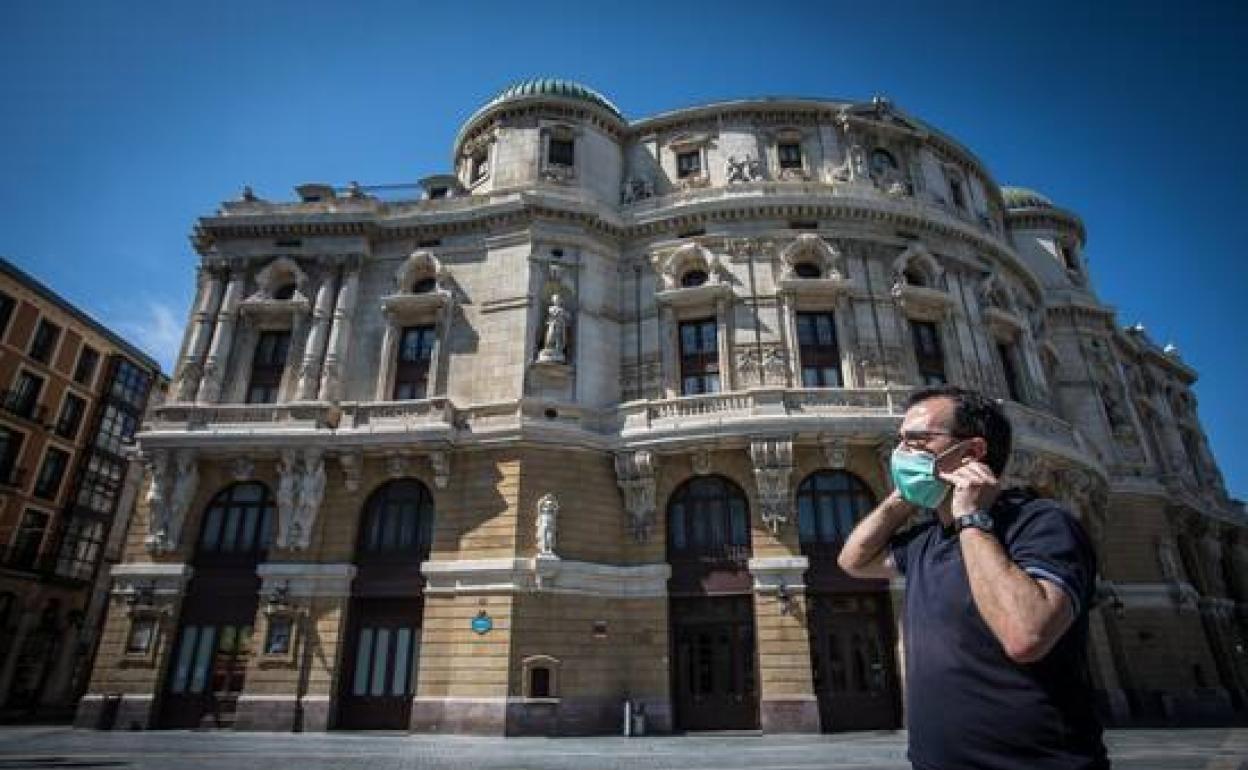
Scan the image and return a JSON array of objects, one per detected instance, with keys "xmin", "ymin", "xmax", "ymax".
[{"xmin": 0, "ymin": 727, "xmax": 1243, "ymax": 769}]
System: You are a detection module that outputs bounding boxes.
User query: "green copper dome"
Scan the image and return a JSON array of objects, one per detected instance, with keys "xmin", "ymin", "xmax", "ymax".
[
  {"xmin": 1001, "ymin": 186, "xmax": 1055, "ymax": 210},
  {"xmin": 482, "ymin": 78, "xmax": 622, "ymax": 119}
]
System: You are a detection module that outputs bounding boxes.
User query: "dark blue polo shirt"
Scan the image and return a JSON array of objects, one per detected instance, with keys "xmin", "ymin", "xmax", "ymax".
[{"xmin": 889, "ymin": 489, "xmax": 1109, "ymax": 770}]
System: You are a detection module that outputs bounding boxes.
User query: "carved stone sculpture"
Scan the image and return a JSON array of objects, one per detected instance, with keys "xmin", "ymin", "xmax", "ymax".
[
  {"xmin": 725, "ymin": 155, "xmax": 763, "ymax": 184},
  {"xmin": 143, "ymin": 450, "xmax": 171, "ymax": 552},
  {"xmin": 275, "ymin": 450, "xmax": 299, "ymax": 545},
  {"xmin": 536, "ymin": 493, "xmax": 559, "ymax": 557},
  {"xmin": 288, "ymin": 449, "xmax": 326, "ymax": 550},
  {"xmin": 750, "ymin": 438, "xmax": 794, "ymax": 531},
  {"xmin": 615, "ymin": 451, "xmax": 658, "ymax": 542},
  {"xmin": 537, "ymin": 294, "xmax": 571, "ymax": 364}
]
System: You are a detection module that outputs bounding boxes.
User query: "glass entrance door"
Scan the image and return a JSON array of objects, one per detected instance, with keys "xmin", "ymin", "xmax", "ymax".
[{"xmin": 162, "ymin": 621, "xmax": 254, "ymax": 728}]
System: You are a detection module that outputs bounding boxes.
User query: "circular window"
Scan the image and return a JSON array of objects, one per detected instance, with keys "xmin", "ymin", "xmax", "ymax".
[
  {"xmin": 793, "ymin": 262, "xmax": 821, "ymax": 279},
  {"xmin": 680, "ymin": 270, "xmax": 709, "ymax": 288}
]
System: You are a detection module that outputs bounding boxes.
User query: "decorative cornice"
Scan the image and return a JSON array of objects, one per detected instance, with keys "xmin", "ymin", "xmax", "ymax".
[{"xmin": 420, "ymin": 558, "xmax": 671, "ymax": 597}]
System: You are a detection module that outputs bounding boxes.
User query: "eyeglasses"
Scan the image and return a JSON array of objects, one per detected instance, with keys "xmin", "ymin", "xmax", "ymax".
[{"xmin": 895, "ymin": 429, "xmax": 966, "ymax": 449}]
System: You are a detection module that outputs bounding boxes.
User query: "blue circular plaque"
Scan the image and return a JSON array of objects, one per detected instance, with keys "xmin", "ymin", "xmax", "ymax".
[{"xmin": 471, "ymin": 611, "xmax": 493, "ymax": 635}]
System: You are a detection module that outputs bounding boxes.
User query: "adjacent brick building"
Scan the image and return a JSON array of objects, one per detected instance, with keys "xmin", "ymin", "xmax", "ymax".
[{"xmin": 0, "ymin": 257, "xmax": 164, "ymax": 719}]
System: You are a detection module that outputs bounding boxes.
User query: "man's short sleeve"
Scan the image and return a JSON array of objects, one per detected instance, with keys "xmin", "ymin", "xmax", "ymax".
[
  {"xmin": 1005, "ymin": 501, "xmax": 1096, "ymax": 617},
  {"xmin": 888, "ymin": 521, "xmax": 929, "ymax": 577}
]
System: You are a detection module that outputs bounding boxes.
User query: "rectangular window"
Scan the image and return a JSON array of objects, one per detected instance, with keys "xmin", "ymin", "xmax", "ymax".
[
  {"xmin": 264, "ymin": 616, "xmax": 293, "ymax": 655},
  {"xmin": 246, "ymin": 331, "xmax": 290, "ymax": 404},
  {"xmin": 427, "ymin": 186, "xmax": 448, "ymax": 200},
  {"xmin": 9, "ymin": 509, "xmax": 49, "ymax": 569},
  {"xmin": 33, "ymin": 447, "xmax": 69, "ymax": 500},
  {"xmin": 676, "ymin": 151, "xmax": 701, "ymax": 178},
  {"xmin": 548, "ymin": 138, "xmax": 575, "ymax": 167},
  {"xmin": 55, "ymin": 517, "xmax": 105, "ymax": 581},
  {"xmin": 74, "ymin": 452, "xmax": 123, "ymax": 515},
  {"xmin": 74, "ymin": 346, "xmax": 100, "ymax": 385},
  {"xmin": 393, "ymin": 326, "xmax": 435, "ymax": 400},
  {"xmin": 55, "ymin": 393, "xmax": 86, "ymax": 440},
  {"xmin": 678, "ymin": 318, "xmax": 720, "ymax": 395},
  {"xmin": 998, "ymin": 343, "xmax": 1022, "ymax": 402},
  {"xmin": 6, "ymin": 371, "xmax": 45, "ymax": 420},
  {"xmin": 910, "ymin": 321, "xmax": 947, "ymax": 385},
  {"xmin": 126, "ymin": 618, "xmax": 157, "ymax": 654},
  {"xmin": 796, "ymin": 312, "xmax": 844, "ymax": 388},
  {"xmin": 109, "ymin": 358, "xmax": 152, "ymax": 410},
  {"xmin": 0, "ymin": 428, "xmax": 24, "ymax": 486},
  {"xmin": 28, "ymin": 319, "xmax": 61, "ymax": 364},
  {"xmin": 94, "ymin": 403, "xmax": 138, "ymax": 457},
  {"xmin": 778, "ymin": 142, "xmax": 803, "ymax": 169},
  {"xmin": 0, "ymin": 292, "xmax": 14, "ymax": 344}
]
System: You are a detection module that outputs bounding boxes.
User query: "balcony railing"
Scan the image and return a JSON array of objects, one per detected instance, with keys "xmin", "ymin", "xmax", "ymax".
[{"xmin": 619, "ymin": 387, "xmax": 911, "ymax": 433}]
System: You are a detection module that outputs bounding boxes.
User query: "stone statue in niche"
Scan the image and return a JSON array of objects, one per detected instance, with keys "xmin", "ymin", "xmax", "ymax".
[
  {"xmin": 537, "ymin": 294, "xmax": 571, "ymax": 364},
  {"xmin": 725, "ymin": 155, "xmax": 763, "ymax": 183},
  {"xmin": 536, "ymin": 493, "xmax": 559, "ymax": 558},
  {"xmin": 291, "ymin": 448, "xmax": 326, "ymax": 549},
  {"xmin": 276, "ymin": 450, "xmax": 298, "ymax": 540}
]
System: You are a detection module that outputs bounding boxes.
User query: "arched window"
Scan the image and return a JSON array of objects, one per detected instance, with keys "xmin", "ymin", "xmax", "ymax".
[
  {"xmin": 870, "ymin": 148, "xmax": 898, "ymax": 177},
  {"xmin": 797, "ymin": 471, "xmax": 876, "ymax": 546},
  {"xmin": 357, "ymin": 479, "xmax": 435, "ymax": 561},
  {"xmin": 195, "ymin": 483, "xmax": 275, "ymax": 562},
  {"xmin": 667, "ymin": 476, "xmax": 750, "ymax": 559}
]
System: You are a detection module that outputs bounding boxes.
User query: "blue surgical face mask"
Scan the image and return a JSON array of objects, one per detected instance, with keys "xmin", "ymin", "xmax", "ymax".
[{"xmin": 890, "ymin": 442, "xmax": 967, "ymax": 509}]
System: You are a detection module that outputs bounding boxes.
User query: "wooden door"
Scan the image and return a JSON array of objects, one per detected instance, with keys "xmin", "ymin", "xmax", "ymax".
[
  {"xmin": 809, "ymin": 593, "xmax": 900, "ymax": 732},
  {"xmin": 670, "ymin": 596, "xmax": 758, "ymax": 731},
  {"xmin": 336, "ymin": 597, "xmax": 422, "ymax": 730}
]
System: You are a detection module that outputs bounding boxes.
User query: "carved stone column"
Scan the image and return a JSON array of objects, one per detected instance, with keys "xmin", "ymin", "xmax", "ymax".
[
  {"xmin": 375, "ymin": 320, "xmax": 401, "ymax": 401},
  {"xmin": 750, "ymin": 438, "xmax": 794, "ymax": 532},
  {"xmin": 660, "ymin": 306, "xmax": 679, "ymax": 398},
  {"xmin": 615, "ymin": 450, "xmax": 658, "ymax": 542},
  {"xmin": 173, "ymin": 268, "xmax": 225, "ymax": 403},
  {"xmin": 296, "ymin": 271, "xmax": 337, "ymax": 401},
  {"xmin": 196, "ymin": 268, "xmax": 245, "ymax": 404},
  {"xmin": 318, "ymin": 266, "xmax": 360, "ymax": 402}
]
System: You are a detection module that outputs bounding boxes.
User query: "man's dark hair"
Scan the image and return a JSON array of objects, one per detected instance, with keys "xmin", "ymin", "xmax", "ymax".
[{"xmin": 904, "ymin": 385, "xmax": 1013, "ymax": 475}]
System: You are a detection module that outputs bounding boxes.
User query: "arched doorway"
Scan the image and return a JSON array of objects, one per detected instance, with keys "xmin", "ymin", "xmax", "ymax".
[
  {"xmin": 667, "ymin": 475, "xmax": 758, "ymax": 731},
  {"xmin": 797, "ymin": 470, "xmax": 901, "ymax": 732},
  {"xmin": 161, "ymin": 482, "xmax": 274, "ymax": 728},
  {"xmin": 335, "ymin": 479, "xmax": 433, "ymax": 730}
]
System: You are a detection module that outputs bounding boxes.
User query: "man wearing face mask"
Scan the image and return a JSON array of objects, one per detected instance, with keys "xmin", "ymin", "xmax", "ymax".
[{"xmin": 839, "ymin": 385, "xmax": 1108, "ymax": 770}]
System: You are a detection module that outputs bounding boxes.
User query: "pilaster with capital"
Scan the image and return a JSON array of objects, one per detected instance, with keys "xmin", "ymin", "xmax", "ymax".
[
  {"xmin": 296, "ymin": 271, "xmax": 338, "ymax": 400},
  {"xmin": 196, "ymin": 268, "xmax": 245, "ymax": 403},
  {"xmin": 174, "ymin": 268, "xmax": 224, "ymax": 402},
  {"xmin": 318, "ymin": 266, "xmax": 360, "ymax": 402}
]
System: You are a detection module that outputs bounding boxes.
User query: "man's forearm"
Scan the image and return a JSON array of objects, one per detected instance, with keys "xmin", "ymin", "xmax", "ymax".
[
  {"xmin": 838, "ymin": 491, "xmax": 914, "ymax": 573},
  {"xmin": 960, "ymin": 529, "xmax": 1071, "ymax": 663}
]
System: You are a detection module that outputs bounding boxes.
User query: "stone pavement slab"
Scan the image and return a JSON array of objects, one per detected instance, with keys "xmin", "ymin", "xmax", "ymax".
[{"xmin": 0, "ymin": 727, "xmax": 1241, "ymax": 769}]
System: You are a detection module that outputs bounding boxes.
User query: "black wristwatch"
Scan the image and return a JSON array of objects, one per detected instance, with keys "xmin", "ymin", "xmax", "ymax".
[{"xmin": 954, "ymin": 509, "xmax": 995, "ymax": 535}]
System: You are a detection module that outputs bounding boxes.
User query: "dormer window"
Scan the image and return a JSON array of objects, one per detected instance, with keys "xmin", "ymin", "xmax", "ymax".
[
  {"xmin": 680, "ymin": 270, "xmax": 709, "ymax": 288},
  {"xmin": 949, "ymin": 177, "xmax": 966, "ymax": 210},
  {"xmin": 793, "ymin": 262, "xmax": 822, "ymax": 279},
  {"xmin": 471, "ymin": 150, "xmax": 489, "ymax": 182},
  {"xmin": 548, "ymin": 138, "xmax": 575, "ymax": 168},
  {"xmin": 903, "ymin": 268, "xmax": 926, "ymax": 287},
  {"xmin": 1059, "ymin": 242, "xmax": 1079, "ymax": 272},
  {"xmin": 272, "ymin": 283, "xmax": 296, "ymax": 301},
  {"xmin": 677, "ymin": 151, "xmax": 701, "ymax": 179},
  {"xmin": 870, "ymin": 148, "xmax": 898, "ymax": 177},
  {"xmin": 411, "ymin": 277, "xmax": 437, "ymax": 294},
  {"xmin": 778, "ymin": 142, "xmax": 803, "ymax": 170},
  {"xmin": 428, "ymin": 186, "xmax": 448, "ymax": 200}
]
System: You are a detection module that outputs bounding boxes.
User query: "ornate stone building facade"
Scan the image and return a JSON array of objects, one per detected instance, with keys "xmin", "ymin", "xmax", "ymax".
[{"xmin": 77, "ymin": 80, "xmax": 1246, "ymax": 734}]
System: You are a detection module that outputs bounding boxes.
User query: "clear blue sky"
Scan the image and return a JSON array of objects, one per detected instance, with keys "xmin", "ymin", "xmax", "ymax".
[{"xmin": 2, "ymin": 1, "xmax": 1245, "ymax": 498}]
